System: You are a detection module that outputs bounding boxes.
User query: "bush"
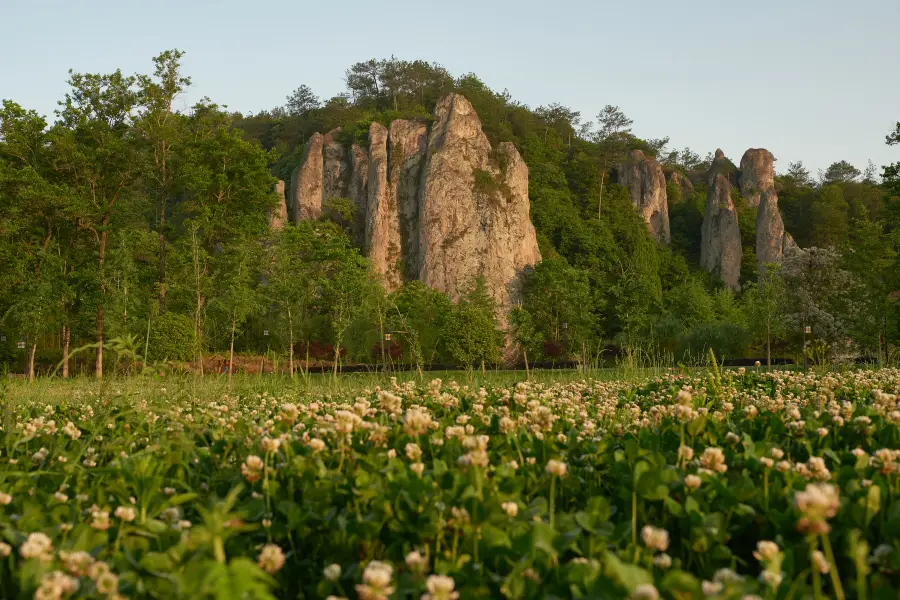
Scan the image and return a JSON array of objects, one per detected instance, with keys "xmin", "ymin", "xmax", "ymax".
[
  {"xmin": 147, "ymin": 312, "xmax": 197, "ymax": 363},
  {"xmin": 678, "ymin": 321, "xmax": 749, "ymax": 363}
]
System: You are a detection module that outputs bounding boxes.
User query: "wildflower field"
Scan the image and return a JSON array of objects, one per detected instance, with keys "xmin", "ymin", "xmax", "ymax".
[{"xmin": 2, "ymin": 368, "xmax": 900, "ymax": 600}]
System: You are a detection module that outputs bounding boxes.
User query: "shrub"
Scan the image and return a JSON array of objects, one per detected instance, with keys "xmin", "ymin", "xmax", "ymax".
[{"xmin": 147, "ymin": 312, "xmax": 198, "ymax": 363}]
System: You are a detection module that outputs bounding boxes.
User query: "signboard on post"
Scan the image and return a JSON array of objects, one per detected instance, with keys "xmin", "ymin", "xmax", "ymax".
[{"xmin": 17, "ymin": 341, "xmax": 26, "ymax": 349}]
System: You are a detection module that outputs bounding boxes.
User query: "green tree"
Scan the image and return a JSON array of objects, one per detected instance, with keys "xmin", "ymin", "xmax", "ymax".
[
  {"xmin": 443, "ymin": 279, "xmax": 503, "ymax": 369},
  {"xmin": 208, "ymin": 243, "xmax": 262, "ymax": 380},
  {"xmin": 884, "ymin": 122, "xmax": 900, "ymax": 196},
  {"xmin": 743, "ymin": 265, "xmax": 789, "ymax": 368},
  {"xmin": 821, "ymin": 160, "xmax": 861, "ymax": 184},
  {"xmin": 135, "ymin": 49, "xmax": 191, "ymax": 311},
  {"xmin": 389, "ymin": 281, "xmax": 454, "ymax": 369},
  {"xmin": 519, "ymin": 258, "xmax": 592, "ymax": 358},
  {"xmin": 285, "ymin": 84, "xmax": 320, "ymax": 116},
  {"xmin": 53, "ymin": 67, "xmax": 141, "ymax": 378}
]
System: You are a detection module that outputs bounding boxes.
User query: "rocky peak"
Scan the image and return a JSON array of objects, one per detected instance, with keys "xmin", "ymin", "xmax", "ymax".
[
  {"xmin": 279, "ymin": 92, "xmax": 541, "ymax": 327},
  {"xmin": 389, "ymin": 119, "xmax": 428, "ymax": 280},
  {"xmin": 364, "ymin": 122, "xmax": 401, "ymax": 291},
  {"xmin": 289, "ymin": 132, "xmax": 324, "ymax": 221},
  {"xmin": 617, "ymin": 149, "xmax": 670, "ymax": 243},
  {"xmin": 701, "ymin": 174, "xmax": 742, "ymax": 290},
  {"xmin": 738, "ymin": 148, "xmax": 774, "ymax": 209},
  {"xmin": 418, "ymin": 93, "xmax": 540, "ymax": 317},
  {"xmin": 740, "ymin": 148, "xmax": 800, "ymax": 271}
]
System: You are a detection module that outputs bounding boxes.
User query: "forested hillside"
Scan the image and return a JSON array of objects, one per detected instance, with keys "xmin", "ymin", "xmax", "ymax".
[{"xmin": 2, "ymin": 52, "xmax": 899, "ymax": 376}]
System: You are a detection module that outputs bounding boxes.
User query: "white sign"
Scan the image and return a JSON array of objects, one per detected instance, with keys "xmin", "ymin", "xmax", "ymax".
[{"xmin": 16, "ymin": 341, "xmax": 25, "ymax": 349}]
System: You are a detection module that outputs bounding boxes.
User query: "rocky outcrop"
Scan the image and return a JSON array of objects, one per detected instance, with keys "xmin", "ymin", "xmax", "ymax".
[
  {"xmin": 738, "ymin": 149, "xmax": 774, "ymax": 209},
  {"xmin": 365, "ymin": 122, "xmax": 402, "ymax": 291},
  {"xmin": 617, "ymin": 150, "xmax": 670, "ymax": 243},
  {"xmin": 667, "ymin": 170, "xmax": 694, "ymax": 203},
  {"xmin": 289, "ymin": 133, "xmax": 324, "ymax": 221},
  {"xmin": 739, "ymin": 148, "xmax": 799, "ymax": 271},
  {"xmin": 269, "ymin": 180, "xmax": 288, "ymax": 231},
  {"xmin": 282, "ymin": 93, "xmax": 541, "ymax": 324},
  {"xmin": 348, "ymin": 144, "xmax": 369, "ymax": 245},
  {"xmin": 389, "ymin": 120, "xmax": 428, "ymax": 280},
  {"xmin": 418, "ymin": 93, "xmax": 541, "ymax": 316},
  {"xmin": 323, "ymin": 128, "xmax": 350, "ymax": 202},
  {"xmin": 701, "ymin": 174, "xmax": 742, "ymax": 290}
]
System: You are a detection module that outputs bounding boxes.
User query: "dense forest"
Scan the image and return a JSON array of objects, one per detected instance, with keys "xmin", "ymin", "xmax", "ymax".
[{"xmin": 2, "ymin": 51, "xmax": 899, "ymax": 377}]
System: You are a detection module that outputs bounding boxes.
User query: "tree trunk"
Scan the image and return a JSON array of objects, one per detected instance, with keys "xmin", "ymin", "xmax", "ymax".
[
  {"xmin": 288, "ymin": 308, "xmax": 294, "ymax": 378},
  {"xmin": 333, "ymin": 346, "xmax": 340, "ymax": 380},
  {"xmin": 27, "ymin": 341, "xmax": 36, "ymax": 382},
  {"xmin": 598, "ymin": 171, "xmax": 606, "ymax": 218},
  {"xmin": 96, "ymin": 304, "xmax": 104, "ymax": 379},
  {"xmin": 96, "ymin": 226, "xmax": 108, "ymax": 379},
  {"xmin": 524, "ymin": 349, "xmax": 530, "ymax": 381},
  {"xmin": 228, "ymin": 316, "xmax": 236, "ymax": 383},
  {"xmin": 158, "ymin": 226, "xmax": 167, "ymax": 312},
  {"xmin": 61, "ymin": 326, "xmax": 70, "ymax": 378}
]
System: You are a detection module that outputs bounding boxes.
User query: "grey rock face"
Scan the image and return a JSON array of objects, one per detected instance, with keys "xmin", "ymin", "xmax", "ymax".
[
  {"xmin": 323, "ymin": 128, "xmax": 350, "ymax": 202},
  {"xmin": 701, "ymin": 174, "xmax": 742, "ymax": 290},
  {"xmin": 388, "ymin": 119, "xmax": 428, "ymax": 280},
  {"xmin": 617, "ymin": 150, "xmax": 671, "ymax": 243},
  {"xmin": 269, "ymin": 180, "xmax": 288, "ymax": 231},
  {"xmin": 289, "ymin": 133, "xmax": 324, "ymax": 221},
  {"xmin": 418, "ymin": 93, "xmax": 541, "ymax": 317},
  {"xmin": 365, "ymin": 122, "xmax": 402, "ymax": 291},
  {"xmin": 739, "ymin": 148, "xmax": 799, "ymax": 271},
  {"xmin": 348, "ymin": 143, "xmax": 369, "ymax": 246},
  {"xmin": 738, "ymin": 148, "xmax": 774, "ymax": 209},
  {"xmin": 285, "ymin": 93, "xmax": 542, "ymax": 328}
]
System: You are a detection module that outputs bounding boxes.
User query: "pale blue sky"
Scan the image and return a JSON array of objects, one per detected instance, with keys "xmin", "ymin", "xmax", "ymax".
[{"xmin": 2, "ymin": 0, "xmax": 898, "ymax": 175}]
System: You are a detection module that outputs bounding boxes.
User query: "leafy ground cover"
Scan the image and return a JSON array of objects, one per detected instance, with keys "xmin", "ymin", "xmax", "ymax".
[{"xmin": 1, "ymin": 368, "xmax": 900, "ymax": 599}]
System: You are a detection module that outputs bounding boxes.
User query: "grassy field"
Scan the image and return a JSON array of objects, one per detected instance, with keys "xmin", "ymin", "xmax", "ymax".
[{"xmin": 2, "ymin": 367, "xmax": 900, "ymax": 599}]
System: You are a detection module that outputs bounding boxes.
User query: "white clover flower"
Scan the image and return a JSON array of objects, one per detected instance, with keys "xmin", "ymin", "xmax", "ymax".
[
  {"xmin": 641, "ymin": 525, "xmax": 670, "ymax": 552},
  {"xmin": 546, "ymin": 459, "xmax": 568, "ymax": 477},
  {"xmin": 422, "ymin": 574, "xmax": 459, "ymax": 600},
  {"xmin": 324, "ymin": 563, "xmax": 342, "ymax": 581},
  {"xmin": 257, "ymin": 544, "xmax": 286, "ymax": 573}
]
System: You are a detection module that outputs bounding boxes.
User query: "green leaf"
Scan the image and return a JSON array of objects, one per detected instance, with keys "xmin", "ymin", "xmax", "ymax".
[
  {"xmin": 603, "ymin": 551, "xmax": 652, "ymax": 591},
  {"xmin": 481, "ymin": 524, "xmax": 512, "ymax": 549},
  {"xmin": 660, "ymin": 569, "xmax": 701, "ymax": 594}
]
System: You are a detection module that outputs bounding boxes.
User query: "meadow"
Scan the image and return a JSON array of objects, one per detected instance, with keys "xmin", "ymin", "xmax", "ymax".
[{"xmin": 1, "ymin": 366, "xmax": 900, "ymax": 599}]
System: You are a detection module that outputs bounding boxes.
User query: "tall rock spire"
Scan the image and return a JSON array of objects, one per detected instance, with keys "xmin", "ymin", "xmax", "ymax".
[
  {"xmin": 701, "ymin": 173, "xmax": 742, "ymax": 290},
  {"xmin": 739, "ymin": 148, "xmax": 799, "ymax": 272},
  {"xmin": 617, "ymin": 149, "xmax": 671, "ymax": 243}
]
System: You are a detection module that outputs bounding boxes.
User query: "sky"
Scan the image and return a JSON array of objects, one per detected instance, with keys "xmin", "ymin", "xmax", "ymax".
[{"xmin": 2, "ymin": 0, "xmax": 898, "ymax": 175}]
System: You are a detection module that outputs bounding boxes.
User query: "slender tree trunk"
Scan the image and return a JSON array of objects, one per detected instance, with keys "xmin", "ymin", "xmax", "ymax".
[
  {"xmin": 333, "ymin": 346, "xmax": 340, "ymax": 380},
  {"xmin": 228, "ymin": 316, "xmax": 236, "ymax": 383},
  {"xmin": 27, "ymin": 341, "xmax": 36, "ymax": 382},
  {"xmin": 598, "ymin": 171, "xmax": 606, "ymax": 218},
  {"xmin": 379, "ymin": 312, "xmax": 386, "ymax": 372},
  {"xmin": 96, "ymin": 227, "xmax": 108, "ymax": 379},
  {"xmin": 524, "ymin": 349, "xmax": 530, "ymax": 381},
  {"xmin": 158, "ymin": 225, "xmax": 167, "ymax": 312},
  {"xmin": 287, "ymin": 308, "xmax": 294, "ymax": 378},
  {"xmin": 96, "ymin": 304, "xmax": 104, "ymax": 379},
  {"xmin": 62, "ymin": 326, "xmax": 70, "ymax": 378}
]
